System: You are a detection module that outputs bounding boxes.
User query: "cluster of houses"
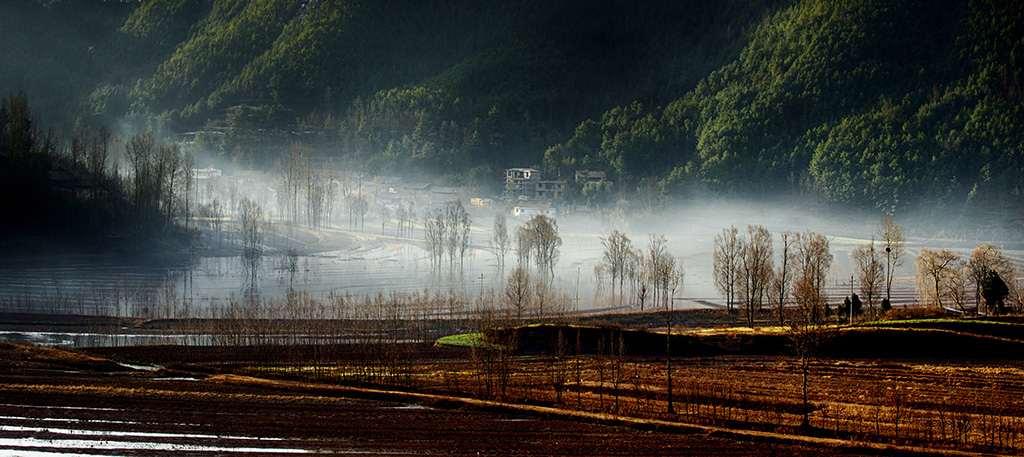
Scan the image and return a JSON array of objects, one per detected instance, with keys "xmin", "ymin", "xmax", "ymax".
[{"xmin": 503, "ymin": 168, "xmax": 611, "ymax": 217}]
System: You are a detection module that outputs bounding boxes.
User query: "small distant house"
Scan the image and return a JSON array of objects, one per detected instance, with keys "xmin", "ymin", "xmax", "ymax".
[
  {"xmin": 375, "ymin": 176, "xmax": 404, "ymax": 194},
  {"xmin": 470, "ymin": 197, "xmax": 494, "ymax": 207},
  {"xmin": 512, "ymin": 202, "xmax": 556, "ymax": 218},
  {"xmin": 575, "ymin": 170, "xmax": 613, "ymax": 191},
  {"xmin": 193, "ymin": 167, "xmax": 222, "ymax": 180},
  {"xmin": 575, "ymin": 170, "xmax": 606, "ymax": 183},
  {"xmin": 403, "ymin": 181, "xmax": 433, "ymax": 203}
]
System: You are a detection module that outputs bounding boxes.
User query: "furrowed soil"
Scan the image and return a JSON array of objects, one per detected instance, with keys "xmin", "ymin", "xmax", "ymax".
[
  {"xmin": 4, "ymin": 311, "xmax": 1024, "ymax": 455},
  {"xmin": 0, "ymin": 344, "xmax": 889, "ymax": 457}
]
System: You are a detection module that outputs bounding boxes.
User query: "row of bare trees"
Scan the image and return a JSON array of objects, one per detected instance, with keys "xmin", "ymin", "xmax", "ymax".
[
  {"xmin": 596, "ymin": 230, "xmax": 684, "ymax": 311},
  {"xmin": 123, "ymin": 132, "xmax": 196, "ymax": 241},
  {"xmin": 847, "ymin": 215, "xmax": 906, "ymax": 317},
  {"xmin": 714, "ymin": 225, "xmax": 818, "ymax": 326},
  {"xmin": 849, "ymin": 215, "xmax": 1021, "ymax": 315},
  {"xmin": 423, "ymin": 199, "xmax": 471, "ymax": 268},
  {"xmin": 915, "ymin": 243, "xmax": 1018, "ymax": 314},
  {"xmin": 502, "ymin": 267, "xmax": 573, "ymax": 320},
  {"xmin": 275, "ymin": 146, "xmax": 341, "ymax": 230},
  {"xmin": 713, "ymin": 216, "xmax": 915, "ymax": 326}
]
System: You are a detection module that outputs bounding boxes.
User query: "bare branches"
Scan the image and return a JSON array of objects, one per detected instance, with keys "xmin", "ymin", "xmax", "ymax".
[
  {"xmin": 771, "ymin": 231, "xmax": 796, "ymax": 325},
  {"xmin": 915, "ymin": 248, "xmax": 963, "ymax": 309},
  {"xmin": 879, "ymin": 215, "xmax": 905, "ymax": 303},
  {"xmin": 514, "ymin": 215, "xmax": 562, "ymax": 279},
  {"xmin": 238, "ymin": 198, "xmax": 264, "ymax": 282},
  {"xmin": 791, "ymin": 231, "xmax": 832, "ymax": 326},
  {"xmin": 851, "ymin": 237, "xmax": 884, "ymax": 313},
  {"xmin": 968, "ymin": 244, "xmax": 1015, "ymax": 314},
  {"xmin": 424, "ymin": 199, "xmax": 472, "ymax": 269},
  {"xmin": 713, "ymin": 226, "xmax": 741, "ymax": 312},
  {"xmin": 740, "ymin": 225, "xmax": 773, "ymax": 326},
  {"xmin": 492, "ymin": 212, "xmax": 510, "ymax": 269},
  {"xmin": 601, "ymin": 229, "xmax": 632, "ymax": 305}
]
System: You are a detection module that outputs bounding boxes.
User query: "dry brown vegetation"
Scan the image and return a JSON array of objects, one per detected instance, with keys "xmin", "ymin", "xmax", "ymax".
[
  {"xmin": 63, "ymin": 317, "xmax": 1024, "ymax": 456},
  {"xmin": 5, "ymin": 308, "xmax": 1024, "ymax": 455},
  {"xmin": 1, "ymin": 343, "xmax": 895, "ymax": 457}
]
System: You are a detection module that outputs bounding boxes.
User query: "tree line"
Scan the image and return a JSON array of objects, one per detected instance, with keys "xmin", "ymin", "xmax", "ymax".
[
  {"xmin": 0, "ymin": 93, "xmax": 194, "ymax": 253},
  {"xmin": 707, "ymin": 214, "xmax": 1022, "ymax": 327}
]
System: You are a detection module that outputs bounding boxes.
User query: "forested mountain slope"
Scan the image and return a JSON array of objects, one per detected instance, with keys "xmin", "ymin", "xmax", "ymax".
[
  {"xmin": 2, "ymin": 0, "xmax": 1021, "ymax": 217},
  {"xmin": 570, "ymin": 0, "xmax": 1023, "ymax": 216}
]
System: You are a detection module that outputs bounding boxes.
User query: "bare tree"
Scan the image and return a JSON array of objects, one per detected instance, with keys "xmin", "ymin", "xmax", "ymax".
[
  {"xmin": 492, "ymin": 212, "xmax": 511, "ymax": 269},
  {"xmin": 646, "ymin": 234, "xmax": 678, "ymax": 308},
  {"xmin": 277, "ymin": 145, "xmax": 305, "ymax": 225},
  {"xmin": 713, "ymin": 226, "xmax": 741, "ymax": 312},
  {"xmin": 879, "ymin": 215, "xmax": 905, "ymax": 303},
  {"xmin": 181, "ymin": 150, "xmax": 195, "ymax": 232},
  {"xmin": 946, "ymin": 260, "xmax": 971, "ymax": 313},
  {"xmin": 380, "ymin": 205, "xmax": 391, "ymax": 235},
  {"xmin": 601, "ymin": 229, "xmax": 633, "ymax": 305},
  {"xmin": 740, "ymin": 225, "xmax": 773, "ymax": 326},
  {"xmin": 456, "ymin": 203, "xmax": 471, "ymax": 267},
  {"xmin": 424, "ymin": 213, "xmax": 444, "ymax": 267},
  {"xmin": 851, "ymin": 237, "xmax": 884, "ymax": 314},
  {"xmin": 771, "ymin": 231, "xmax": 797, "ymax": 325},
  {"xmin": 627, "ymin": 248, "xmax": 651, "ymax": 310},
  {"xmin": 515, "ymin": 224, "xmax": 534, "ymax": 268},
  {"xmin": 395, "ymin": 204, "xmax": 408, "ymax": 237},
  {"xmin": 157, "ymin": 142, "xmax": 181, "ymax": 228},
  {"xmin": 356, "ymin": 194, "xmax": 368, "ymax": 232},
  {"xmin": 525, "ymin": 215, "xmax": 562, "ymax": 279},
  {"xmin": 792, "ymin": 231, "xmax": 832, "ymax": 325},
  {"xmin": 788, "ymin": 231, "xmax": 833, "ymax": 429},
  {"xmin": 238, "ymin": 198, "xmax": 264, "ymax": 284},
  {"xmin": 968, "ymin": 243, "xmax": 1015, "ymax": 314},
  {"xmin": 504, "ymin": 267, "xmax": 531, "ymax": 321},
  {"xmin": 124, "ymin": 132, "xmax": 158, "ymax": 230},
  {"xmin": 915, "ymin": 248, "xmax": 963, "ymax": 308},
  {"xmin": 87, "ymin": 126, "xmax": 111, "ymax": 198}
]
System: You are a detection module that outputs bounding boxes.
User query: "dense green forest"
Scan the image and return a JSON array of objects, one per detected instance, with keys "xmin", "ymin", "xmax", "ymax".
[{"xmin": 2, "ymin": 0, "xmax": 1022, "ymax": 222}]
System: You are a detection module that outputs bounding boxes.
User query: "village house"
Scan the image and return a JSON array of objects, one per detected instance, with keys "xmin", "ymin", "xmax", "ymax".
[
  {"xmin": 575, "ymin": 170, "xmax": 613, "ymax": 191},
  {"xmin": 505, "ymin": 167, "xmax": 541, "ymax": 200},
  {"xmin": 534, "ymin": 179, "xmax": 565, "ymax": 200},
  {"xmin": 192, "ymin": 167, "xmax": 222, "ymax": 180},
  {"xmin": 505, "ymin": 168, "xmax": 567, "ymax": 201},
  {"xmin": 511, "ymin": 201, "xmax": 556, "ymax": 218}
]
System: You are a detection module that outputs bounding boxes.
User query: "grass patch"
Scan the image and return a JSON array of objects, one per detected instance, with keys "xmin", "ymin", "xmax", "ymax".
[
  {"xmin": 685, "ymin": 326, "xmax": 791, "ymax": 336},
  {"xmin": 435, "ymin": 333, "xmax": 503, "ymax": 350}
]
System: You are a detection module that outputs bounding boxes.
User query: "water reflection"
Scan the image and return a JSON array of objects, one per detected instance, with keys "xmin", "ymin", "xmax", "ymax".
[
  {"xmin": 0, "ymin": 222, "xmax": 745, "ymax": 321},
  {"xmin": 0, "ymin": 239, "xmax": 615, "ymax": 317}
]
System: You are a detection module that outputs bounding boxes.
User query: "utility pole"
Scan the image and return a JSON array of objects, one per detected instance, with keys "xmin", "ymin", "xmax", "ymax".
[
  {"xmin": 575, "ymin": 266, "xmax": 580, "ymax": 313},
  {"xmin": 667, "ymin": 297, "xmax": 678, "ymax": 415},
  {"xmin": 850, "ymin": 273, "xmax": 854, "ymax": 323},
  {"xmin": 885, "ymin": 247, "xmax": 892, "ymax": 302}
]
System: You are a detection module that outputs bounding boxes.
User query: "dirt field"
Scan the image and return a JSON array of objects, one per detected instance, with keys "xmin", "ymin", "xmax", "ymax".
[
  {"xmin": 0, "ymin": 346, "xmax": 894, "ymax": 457},
  {"xmin": 4, "ymin": 312, "xmax": 1024, "ymax": 456}
]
